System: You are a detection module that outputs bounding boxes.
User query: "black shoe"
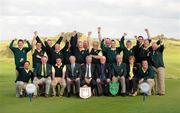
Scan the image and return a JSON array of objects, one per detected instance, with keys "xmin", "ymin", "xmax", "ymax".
[
  {"xmin": 67, "ymin": 93, "xmax": 71, "ymax": 97},
  {"xmin": 19, "ymin": 95, "xmax": 23, "ymax": 98},
  {"xmin": 121, "ymin": 93, "xmax": 126, "ymax": 97}
]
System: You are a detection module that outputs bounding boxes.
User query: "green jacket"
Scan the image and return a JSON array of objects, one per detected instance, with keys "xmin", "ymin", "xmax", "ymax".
[
  {"xmin": 138, "ymin": 66, "xmax": 154, "ymax": 80},
  {"xmin": 9, "ymin": 40, "xmax": 32, "ymax": 67},
  {"xmin": 101, "ymin": 39, "xmax": 122, "ymax": 63}
]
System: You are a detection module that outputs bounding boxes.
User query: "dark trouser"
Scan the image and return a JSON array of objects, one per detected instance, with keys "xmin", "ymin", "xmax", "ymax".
[
  {"xmin": 126, "ymin": 78, "xmax": 138, "ymax": 94},
  {"xmin": 67, "ymin": 78, "xmax": 80, "ymax": 94},
  {"xmin": 82, "ymin": 78, "xmax": 96, "ymax": 92},
  {"xmin": 97, "ymin": 79, "xmax": 109, "ymax": 96}
]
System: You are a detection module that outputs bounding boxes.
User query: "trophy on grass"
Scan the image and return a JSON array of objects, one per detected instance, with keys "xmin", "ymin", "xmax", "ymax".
[
  {"xmin": 139, "ymin": 82, "xmax": 150, "ymax": 102},
  {"xmin": 26, "ymin": 83, "xmax": 36, "ymax": 103}
]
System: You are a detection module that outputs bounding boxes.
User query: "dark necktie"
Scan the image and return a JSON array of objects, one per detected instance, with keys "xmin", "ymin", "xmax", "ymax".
[
  {"xmin": 43, "ymin": 64, "xmax": 46, "ymax": 77},
  {"xmin": 71, "ymin": 64, "xmax": 75, "ymax": 76},
  {"xmin": 100, "ymin": 64, "xmax": 105, "ymax": 79}
]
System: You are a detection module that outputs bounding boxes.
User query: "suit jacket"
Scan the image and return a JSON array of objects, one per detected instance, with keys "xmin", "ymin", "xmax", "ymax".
[
  {"xmin": 66, "ymin": 63, "xmax": 81, "ymax": 79},
  {"xmin": 96, "ymin": 63, "xmax": 111, "ymax": 79},
  {"xmin": 81, "ymin": 63, "xmax": 97, "ymax": 79},
  {"xmin": 33, "ymin": 63, "xmax": 53, "ymax": 78},
  {"xmin": 126, "ymin": 64, "xmax": 139, "ymax": 79}
]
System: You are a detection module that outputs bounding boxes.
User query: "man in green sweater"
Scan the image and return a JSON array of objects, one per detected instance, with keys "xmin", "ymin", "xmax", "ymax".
[
  {"xmin": 138, "ymin": 59, "xmax": 155, "ymax": 96},
  {"xmin": 9, "ymin": 39, "xmax": 32, "ymax": 78},
  {"xmin": 150, "ymin": 36, "xmax": 165, "ymax": 96}
]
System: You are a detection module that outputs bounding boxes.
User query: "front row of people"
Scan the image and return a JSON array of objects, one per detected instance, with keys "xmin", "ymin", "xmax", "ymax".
[{"xmin": 15, "ymin": 54, "xmax": 155, "ymax": 98}]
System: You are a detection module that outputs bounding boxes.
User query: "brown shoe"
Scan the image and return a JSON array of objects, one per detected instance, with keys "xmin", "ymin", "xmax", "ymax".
[{"xmin": 45, "ymin": 94, "xmax": 49, "ymax": 98}]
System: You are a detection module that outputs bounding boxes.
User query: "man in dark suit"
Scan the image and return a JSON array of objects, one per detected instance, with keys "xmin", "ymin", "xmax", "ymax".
[
  {"xmin": 15, "ymin": 61, "xmax": 33, "ymax": 98},
  {"xmin": 81, "ymin": 56, "xmax": 97, "ymax": 92},
  {"xmin": 33, "ymin": 56, "xmax": 55, "ymax": 97},
  {"xmin": 66, "ymin": 56, "xmax": 81, "ymax": 97},
  {"xmin": 112, "ymin": 54, "xmax": 127, "ymax": 96},
  {"xmin": 96, "ymin": 56, "xmax": 111, "ymax": 96}
]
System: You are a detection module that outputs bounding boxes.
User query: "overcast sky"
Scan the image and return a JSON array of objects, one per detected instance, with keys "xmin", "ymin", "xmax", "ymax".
[{"xmin": 0, "ymin": 0, "xmax": 179, "ymax": 40}]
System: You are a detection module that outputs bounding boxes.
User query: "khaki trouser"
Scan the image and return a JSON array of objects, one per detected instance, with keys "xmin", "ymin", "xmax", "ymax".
[
  {"xmin": 153, "ymin": 67, "xmax": 165, "ymax": 94},
  {"xmin": 139, "ymin": 79, "xmax": 155, "ymax": 95},
  {"xmin": 112, "ymin": 76, "xmax": 126, "ymax": 93},
  {"xmin": 33, "ymin": 77, "xmax": 51, "ymax": 95},
  {"xmin": 15, "ymin": 81, "xmax": 27, "ymax": 97},
  {"xmin": 51, "ymin": 77, "xmax": 66, "ymax": 96}
]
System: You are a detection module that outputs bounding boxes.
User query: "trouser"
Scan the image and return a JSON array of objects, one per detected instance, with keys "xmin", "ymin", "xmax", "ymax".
[
  {"xmin": 51, "ymin": 77, "xmax": 66, "ymax": 96},
  {"xmin": 15, "ymin": 81, "xmax": 27, "ymax": 97},
  {"xmin": 112, "ymin": 76, "xmax": 126, "ymax": 93},
  {"xmin": 153, "ymin": 67, "xmax": 165, "ymax": 94},
  {"xmin": 126, "ymin": 78, "xmax": 138, "ymax": 94},
  {"xmin": 67, "ymin": 78, "xmax": 80, "ymax": 94},
  {"xmin": 33, "ymin": 77, "xmax": 51, "ymax": 95},
  {"xmin": 139, "ymin": 79, "xmax": 155, "ymax": 95},
  {"xmin": 96, "ymin": 78, "xmax": 110, "ymax": 95}
]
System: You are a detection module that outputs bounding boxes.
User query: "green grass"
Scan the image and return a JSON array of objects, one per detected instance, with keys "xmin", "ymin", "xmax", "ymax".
[{"xmin": 0, "ymin": 39, "xmax": 180, "ymax": 113}]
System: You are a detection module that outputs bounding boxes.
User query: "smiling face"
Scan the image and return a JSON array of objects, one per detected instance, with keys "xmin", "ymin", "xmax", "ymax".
[
  {"xmin": 36, "ymin": 42, "xmax": 42, "ymax": 50},
  {"xmin": 93, "ymin": 41, "xmax": 99, "ymax": 49},
  {"xmin": 100, "ymin": 56, "xmax": 106, "ymax": 64},
  {"xmin": 152, "ymin": 42, "xmax": 158, "ymax": 50},
  {"xmin": 55, "ymin": 44, "xmax": 60, "ymax": 52},
  {"xmin": 116, "ymin": 55, "xmax": 122, "ymax": 63},
  {"xmin": 105, "ymin": 38, "xmax": 111, "ymax": 47},
  {"xmin": 41, "ymin": 56, "xmax": 48, "ymax": 64},
  {"xmin": 144, "ymin": 39, "xmax": 150, "ymax": 48},
  {"xmin": 138, "ymin": 36, "xmax": 144, "ymax": 45},
  {"xmin": 111, "ymin": 40, "xmax": 116, "ymax": 48},
  {"xmin": 126, "ymin": 40, "xmax": 132, "ymax": 49},
  {"xmin": 142, "ymin": 60, "xmax": 148, "ymax": 70},
  {"xmin": 18, "ymin": 40, "xmax": 24, "ymax": 49},
  {"xmin": 69, "ymin": 56, "xmax": 76, "ymax": 64},
  {"xmin": 56, "ymin": 58, "xmax": 62, "ymax": 65},
  {"xmin": 86, "ymin": 56, "xmax": 92, "ymax": 64},
  {"xmin": 24, "ymin": 61, "xmax": 30, "ymax": 69}
]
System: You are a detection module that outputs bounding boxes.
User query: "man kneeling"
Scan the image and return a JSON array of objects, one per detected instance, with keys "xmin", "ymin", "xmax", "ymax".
[
  {"xmin": 15, "ymin": 61, "xmax": 33, "ymax": 97},
  {"xmin": 138, "ymin": 59, "xmax": 155, "ymax": 96}
]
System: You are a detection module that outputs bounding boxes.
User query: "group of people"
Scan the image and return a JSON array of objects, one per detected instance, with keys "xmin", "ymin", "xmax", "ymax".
[{"xmin": 9, "ymin": 27, "xmax": 165, "ymax": 98}]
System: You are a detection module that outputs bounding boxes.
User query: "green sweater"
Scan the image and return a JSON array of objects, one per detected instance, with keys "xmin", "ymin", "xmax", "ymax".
[
  {"xmin": 101, "ymin": 39, "xmax": 122, "ymax": 63},
  {"xmin": 120, "ymin": 36, "xmax": 135, "ymax": 63},
  {"xmin": 112, "ymin": 63, "xmax": 127, "ymax": 77},
  {"xmin": 9, "ymin": 40, "xmax": 32, "ymax": 67},
  {"xmin": 150, "ymin": 44, "xmax": 165, "ymax": 68},
  {"xmin": 138, "ymin": 66, "xmax": 154, "ymax": 80}
]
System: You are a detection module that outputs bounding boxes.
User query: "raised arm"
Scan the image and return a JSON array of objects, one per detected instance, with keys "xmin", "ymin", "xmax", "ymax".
[
  {"xmin": 24, "ymin": 39, "xmax": 32, "ymax": 52},
  {"xmin": 97, "ymin": 27, "xmax": 102, "ymax": 42},
  {"xmin": 52, "ymin": 32, "xmax": 64, "ymax": 49},
  {"xmin": 145, "ymin": 28, "xmax": 151, "ymax": 43},
  {"xmin": 9, "ymin": 39, "xmax": 16, "ymax": 52},
  {"xmin": 119, "ymin": 33, "xmax": 127, "ymax": 50},
  {"xmin": 61, "ymin": 40, "xmax": 69, "ymax": 52}
]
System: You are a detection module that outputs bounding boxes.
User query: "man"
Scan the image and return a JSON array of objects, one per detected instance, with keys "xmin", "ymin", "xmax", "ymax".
[
  {"xmin": 136, "ymin": 29, "xmax": 152, "ymax": 64},
  {"xmin": 66, "ymin": 56, "xmax": 81, "ymax": 97},
  {"xmin": 81, "ymin": 56, "xmax": 97, "ymax": 92},
  {"xmin": 150, "ymin": 36, "xmax": 165, "ymax": 96},
  {"xmin": 15, "ymin": 61, "xmax": 33, "ymax": 97},
  {"xmin": 138, "ymin": 59, "xmax": 155, "ymax": 96},
  {"xmin": 33, "ymin": 56, "xmax": 55, "ymax": 97},
  {"xmin": 112, "ymin": 54, "xmax": 127, "ymax": 96},
  {"xmin": 70, "ymin": 31, "xmax": 88, "ymax": 64},
  {"xmin": 35, "ymin": 31, "xmax": 64, "ymax": 65},
  {"xmin": 51, "ymin": 58, "xmax": 66, "ymax": 96},
  {"xmin": 9, "ymin": 39, "xmax": 32, "ymax": 77},
  {"xmin": 46, "ymin": 41, "xmax": 69, "ymax": 66},
  {"xmin": 87, "ymin": 31, "xmax": 102, "ymax": 64},
  {"xmin": 120, "ymin": 33, "xmax": 136, "ymax": 64},
  {"xmin": 96, "ymin": 56, "xmax": 111, "ymax": 96},
  {"xmin": 99, "ymin": 27, "xmax": 122, "ymax": 64},
  {"xmin": 32, "ymin": 33, "xmax": 46, "ymax": 68}
]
